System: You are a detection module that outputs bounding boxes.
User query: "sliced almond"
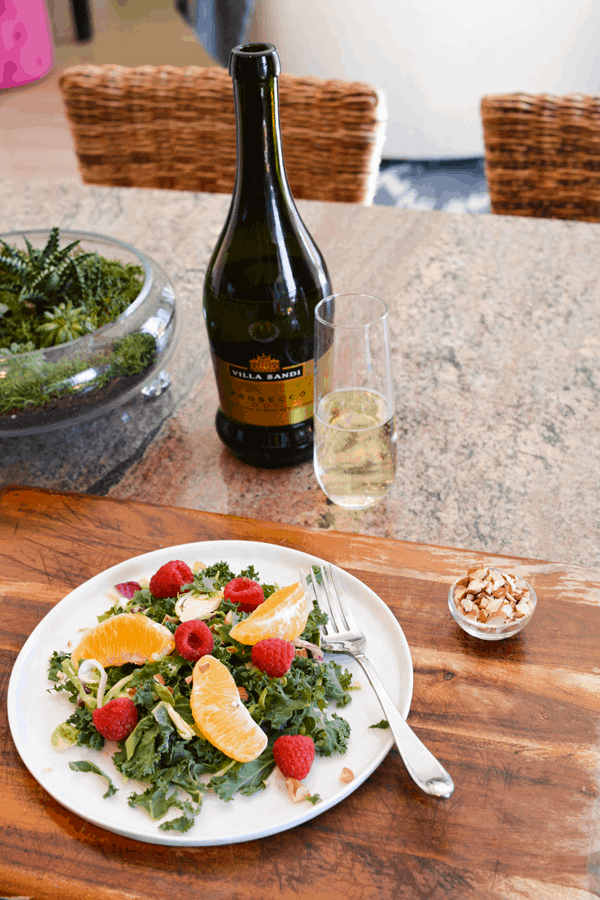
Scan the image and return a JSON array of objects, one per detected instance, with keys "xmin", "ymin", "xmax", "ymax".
[{"xmin": 340, "ymin": 767, "xmax": 354, "ymax": 783}]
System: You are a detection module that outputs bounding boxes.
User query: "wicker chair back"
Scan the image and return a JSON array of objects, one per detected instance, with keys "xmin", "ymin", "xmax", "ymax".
[
  {"xmin": 481, "ymin": 92, "xmax": 600, "ymax": 222},
  {"xmin": 59, "ymin": 64, "xmax": 387, "ymax": 205}
]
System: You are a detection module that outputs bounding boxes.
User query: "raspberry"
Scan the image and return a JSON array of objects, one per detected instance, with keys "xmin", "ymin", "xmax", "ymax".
[
  {"xmin": 149, "ymin": 560, "xmax": 194, "ymax": 599},
  {"xmin": 251, "ymin": 638, "xmax": 295, "ymax": 677},
  {"xmin": 224, "ymin": 577, "xmax": 264, "ymax": 614},
  {"xmin": 92, "ymin": 697, "xmax": 138, "ymax": 742},
  {"xmin": 174, "ymin": 620, "xmax": 214, "ymax": 661},
  {"xmin": 273, "ymin": 734, "xmax": 315, "ymax": 780}
]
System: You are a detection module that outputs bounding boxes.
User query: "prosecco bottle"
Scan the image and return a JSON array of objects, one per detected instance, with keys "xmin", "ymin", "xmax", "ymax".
[{"xmin": 203, "ymin": 42, "xmax": 332, "ymax": 468}]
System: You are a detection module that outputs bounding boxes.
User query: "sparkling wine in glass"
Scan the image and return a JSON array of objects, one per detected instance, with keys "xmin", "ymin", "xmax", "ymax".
[{"xmin": 313, "ymin": 293, "xmax": 397, "ymax": 510}]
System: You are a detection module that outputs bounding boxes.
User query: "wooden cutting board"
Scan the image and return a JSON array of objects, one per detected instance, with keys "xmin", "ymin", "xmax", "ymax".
[{"xmin": 1, "ymin": 486, "xmax": 599, "ymax": 900}]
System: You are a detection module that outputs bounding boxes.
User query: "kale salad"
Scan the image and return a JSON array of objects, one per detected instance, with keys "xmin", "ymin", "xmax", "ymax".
[{"xmin": 47, "ymin": 560, "xmax": 355, "ymax": 834}]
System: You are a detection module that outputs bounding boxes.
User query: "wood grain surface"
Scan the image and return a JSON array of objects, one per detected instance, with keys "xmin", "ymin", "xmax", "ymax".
[{"xmin": 1, "ymin": 486, "xmax": 599, "ymax": 900}]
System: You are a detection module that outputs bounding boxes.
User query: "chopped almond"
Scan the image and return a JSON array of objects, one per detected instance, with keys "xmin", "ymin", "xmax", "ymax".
[
  {"xmin": 286, "ymin": 778, "xmax": 310, "ymax": 803},
  {"xmin": 467, "ymin": 579, "xmax": 487, "ymax": 593},
  {"xmin": 452, "ymin": 567, "xmax": 534, "ymax": 628}
]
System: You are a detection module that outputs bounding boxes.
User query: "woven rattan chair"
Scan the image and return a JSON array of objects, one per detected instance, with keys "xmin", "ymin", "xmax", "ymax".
[
  {"xmin": 59, "ymin": 64, "xmax": 387, "ymax": 205},
  {"xmin": 481, "ymin": 92, "xmax": 600, "ymax": 222}
]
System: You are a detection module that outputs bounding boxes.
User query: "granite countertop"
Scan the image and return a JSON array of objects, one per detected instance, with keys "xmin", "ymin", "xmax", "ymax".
[{"xmin": 1, "ymin": 176, "xmax": 599, "ymax": 568}]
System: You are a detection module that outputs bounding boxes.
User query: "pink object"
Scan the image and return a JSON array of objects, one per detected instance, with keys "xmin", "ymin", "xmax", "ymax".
[
  {"xmin": 0, "ymin": 0, "xmax": 53, "ymax": 89},
  {"xmin": 115, "ymin": 582, "xmax": 143, "ymax": 599}
]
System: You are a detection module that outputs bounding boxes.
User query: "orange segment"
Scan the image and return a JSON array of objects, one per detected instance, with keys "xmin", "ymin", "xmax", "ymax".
[
  {"xmin": 71, "ymin": 613, "xmax": 175, "ymax": 669},
  {"xmin": 229, "ymin": 582, "xmax": 309, "ymax": 645},
  {"xmin": 190, "ymin": 655, "xmax": 267, "ymax": 762}
]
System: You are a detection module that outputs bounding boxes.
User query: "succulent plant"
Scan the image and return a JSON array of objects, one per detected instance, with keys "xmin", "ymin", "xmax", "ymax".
[
  {"xmin": 0, "ymin": 227, "xmax": 92, "ymax": 310},
  {"xmin": 37, "ymin": 301, "xmax": 93, "ymax": 347}
]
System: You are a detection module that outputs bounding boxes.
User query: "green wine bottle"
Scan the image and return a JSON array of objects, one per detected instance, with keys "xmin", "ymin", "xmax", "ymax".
[{"xmin": 203, "ymin": 42, "xmax": 332, "ymax": 468}]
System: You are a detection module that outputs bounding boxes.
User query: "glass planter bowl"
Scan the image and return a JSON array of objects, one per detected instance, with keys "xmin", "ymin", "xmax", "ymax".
[
  {"xmin": 448, "ymin": 570, "xmax": 537, "ymax": 641},
  {"xmin": 0, "ymin": 229, "xmax": 181, "ymax": 435}
]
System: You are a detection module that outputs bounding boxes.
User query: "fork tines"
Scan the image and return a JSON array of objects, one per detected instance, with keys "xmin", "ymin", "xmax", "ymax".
[{"xmin": 301, "ymin": 564, "xmax": 357, "ymax": 637}]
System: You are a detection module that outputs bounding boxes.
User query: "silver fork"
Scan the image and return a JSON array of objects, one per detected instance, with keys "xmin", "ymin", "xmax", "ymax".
[{"xmin": 301, "ymin": 564, "xmax": 454, "ymax": 799}]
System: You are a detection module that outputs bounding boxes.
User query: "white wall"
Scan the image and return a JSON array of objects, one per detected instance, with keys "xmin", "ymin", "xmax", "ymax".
[{"xmin": 250, "ymin": 0, "xmax": 600, "ymax": 158}]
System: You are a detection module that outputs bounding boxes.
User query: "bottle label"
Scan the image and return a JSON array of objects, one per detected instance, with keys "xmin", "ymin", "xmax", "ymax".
[{"xmin": 212, "ymin": 352, "xmax": 313, "ymax": 426}]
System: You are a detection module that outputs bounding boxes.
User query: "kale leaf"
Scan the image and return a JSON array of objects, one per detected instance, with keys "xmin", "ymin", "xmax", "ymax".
[
  {"xmin": 208, "ymin": 746, "xmax": 275, "ymax": 802},
  {"xmin": 67, "ymin": 705, "xmax": 105, "ymax": 751},
  {"xmin": 69, "ymin": 760, "xmax": 118, "ymax": 798}
]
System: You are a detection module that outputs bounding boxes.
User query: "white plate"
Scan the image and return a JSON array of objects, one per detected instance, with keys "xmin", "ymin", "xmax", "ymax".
[{"xmin": 7, "ymin": 540, "xmax": 413, "ymax": 846}]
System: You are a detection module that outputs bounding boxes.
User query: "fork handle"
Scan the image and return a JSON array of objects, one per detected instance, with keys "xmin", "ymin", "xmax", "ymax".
[{"xmin": 354, "ymin": 651, "xmax": 454, "ymax": 799}]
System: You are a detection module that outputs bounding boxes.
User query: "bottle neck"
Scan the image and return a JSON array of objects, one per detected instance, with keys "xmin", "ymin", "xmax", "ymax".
[{"xmin": 232, "ymin": 76, "xmax": 295, "ymax": 210}]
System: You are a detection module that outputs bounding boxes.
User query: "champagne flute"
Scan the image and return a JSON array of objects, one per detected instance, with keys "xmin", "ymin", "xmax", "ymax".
[{"xmin": 313, "ymin": 293, "xmax": 397, "ymax": 510}]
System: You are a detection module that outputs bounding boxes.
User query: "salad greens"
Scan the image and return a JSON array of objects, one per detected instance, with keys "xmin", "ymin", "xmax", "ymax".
[{"xmin": 48, "ymin": 560, "xmax": 353, "ymax": 833}]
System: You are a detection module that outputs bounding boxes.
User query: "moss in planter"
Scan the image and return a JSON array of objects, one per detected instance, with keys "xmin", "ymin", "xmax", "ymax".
[{"xmin": 0, "ymin": 332, "xmax": 157, "ymax": 415}]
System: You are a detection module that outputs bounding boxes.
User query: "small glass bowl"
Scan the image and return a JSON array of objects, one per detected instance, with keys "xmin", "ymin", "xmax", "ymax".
[{"xmin": 448, "ymin": 572, "xmax": 537, "ymax": 641}]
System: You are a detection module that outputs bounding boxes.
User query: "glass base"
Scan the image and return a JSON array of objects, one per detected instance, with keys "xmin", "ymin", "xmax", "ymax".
[{"xmin": 215, "ymin": 410, "xmax": 313, "ymax": 469}]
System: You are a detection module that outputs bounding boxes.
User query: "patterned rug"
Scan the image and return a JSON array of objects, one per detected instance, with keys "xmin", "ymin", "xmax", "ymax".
[{"xmin": 374, "ymin": 157, "xmax": 490, "ymax": 214}]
